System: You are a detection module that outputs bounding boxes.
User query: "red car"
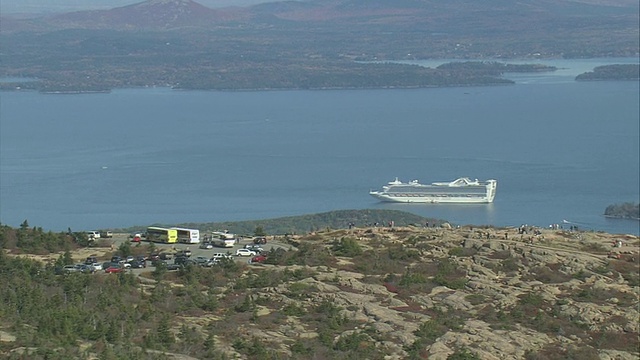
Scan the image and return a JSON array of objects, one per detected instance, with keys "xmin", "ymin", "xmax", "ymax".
[
  {"xmin": 251, "ymin": 255, "xmax": 267, "ymax": 263},
  {"xmin": 104, "ymin": 265, "xmax": 123, "ymax": 273},
  {"xmin": 131, "ymin": 235, "xmax": 141, "ymax": 242}
]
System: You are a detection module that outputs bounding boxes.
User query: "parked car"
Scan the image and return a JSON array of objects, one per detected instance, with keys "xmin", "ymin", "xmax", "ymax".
[
  {"xmin": 253, "ymin": 237, "xmax": 267, "ymax": 244},
  {"xmin": 204, "ymin": 259, "xmax": 219, "ymax": 267},
  {"xmin": 100, "ymin": 231, "xmax": 113, "ymax": 238},
  {"xmin": 166, "ymin": 263, "xmax": 182, "ymax": 271},
  {"xmin": 111, "ymin": 256, "xmax": 123, "ymax": 264},
  {"xmin": 105, "ymin": 265, "xmax": 123, "ymax": 273},
  {"xmin": 174, "ymin": 256, "xmax": 195, "ymax": 266},
  {"xmin": 244, "ymin": 244, "xmax": 264, "ymax": 252},
  {"xmin": 62, "ymin": 265, "xmax": 81, "ymax": 273},
  {"xmin": 91, "ymin": 262, "xmax": 104, "ymax": 271},
  {"xmin": 85, "ymin": 255, "xmax": 98, "ymax": 265},
  {"xmin": 175, "ymin": 249, "xmax": 192, "ymax": 258},
  {"xmin": 129, "ymin": 260, "xmax": 146, "ymax": 268},
  {"xmin": 87, "ymin": 231, "xmax": 100, "ymax": 239},
  {"xmin": 192, "ymin": 256, "xmax": 209, "ymax": 265},
  {"xmin": 154, "ymin": 260, "xmax": 182, "ymax": 271},
  {"xmin": 78, "ymin": 264, "xmax": 95, "ymax": 273},
  {"xmin": 149, "ymin": 252, "xmax": 172, "ymax": 261},
  {"xmin": 236, "ymin": 248, "xmax": 257, "ymax": 257},
  {"xmin": 131, "ymin": 235, "xmax": 142, "ymax": 242},
  {"xmin": 211, "ymin": 253, "xmax": 233, "ymax": 260},
  {"xmin": 250, "ymin": 255, "xmax": 268, "ymax": 263},
  {"xmin": 199, "ymin": 242, "xmax": 214, "ymax": 249}
]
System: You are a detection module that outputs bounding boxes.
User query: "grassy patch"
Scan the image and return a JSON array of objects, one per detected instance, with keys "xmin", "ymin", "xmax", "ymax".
[{"xmin": 448, "ymin": 247, "xmax": 478, "ymax": 257}]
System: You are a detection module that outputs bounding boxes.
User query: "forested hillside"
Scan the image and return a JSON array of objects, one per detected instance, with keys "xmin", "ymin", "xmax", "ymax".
[
  {"xmin": 0, "ymin": 0, "xmax": 637, "ymax": 91},
  {"xmin": 604, "ymin": 202, "xmax": 640, "ymax": 220}
]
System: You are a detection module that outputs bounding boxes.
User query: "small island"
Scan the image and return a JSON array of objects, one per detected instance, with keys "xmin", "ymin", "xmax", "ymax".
[
  {"xmin": 576, "ymin": 64, "xmax": 640, "ymax": 81},
  {"xmin": 604, "ymin": 202, "xmax": 640, "ymax": 220}
]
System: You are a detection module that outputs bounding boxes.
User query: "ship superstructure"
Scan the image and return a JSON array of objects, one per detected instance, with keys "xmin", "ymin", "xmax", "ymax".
[{"xmin": 369, "ymin": 177, "xmax": 497, "ymax": 203}]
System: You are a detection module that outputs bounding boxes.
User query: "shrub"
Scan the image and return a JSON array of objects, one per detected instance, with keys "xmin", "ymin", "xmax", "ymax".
[
  {"xmin": 448, "ymin": 348, "xmax": 481, "ymax": 360},
  {"xmin": 448, "ymin": 247, "xmax": 478, "ymax": 257},
  {"xmin": 284, "ymin": 282, "xmax": 317, "ymax": 300},
  {"xmin": 334, "ymin": 331, "xmax": 372, "ymax": 352},
  {"xmin": 465, "ymin": 294, "xmax": 487, "ymax": 305},
  {"xmin": 591, "ymin": 330, "xmax": 640, "ymax": 352},
  {"xmin": 525, "ymin": 344, "xmax": 600, "ymax": 360},
  {"xmin": 332, "ymin": 237, "xmax": 363, "ymax": 257},
  {"xmin": 387, "ymin": 245, "xmax": 421, "ymax": 261},
  {"xmin": 527, "ymin": 266, "xmax": 573, "ymax": 283},
  {"xmin": 290, "ymin": 339, "xmax": 313, "ymax": 355},
  {"xmin": 501, "ymin": 258, "xmax": 520, "ymax": 272},
  {"xmin": 433, "ymin": 259, "xmax": 468, "ymax": 290},
  {"xmin": 282, "ymin": 303, "xmax": 306, "ymax": 316},
  {"xmin": 399, "ymin": 269, "xmax": 428, "ymax": 286},
  {"xmin": 234, "ymin": 295, "xmax": 255, "ymax": 313}
]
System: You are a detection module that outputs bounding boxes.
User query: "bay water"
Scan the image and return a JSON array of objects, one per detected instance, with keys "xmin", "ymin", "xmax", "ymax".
[{"xmin": 1, "ymin": 58, "xmax": 638, "ymax": 234}]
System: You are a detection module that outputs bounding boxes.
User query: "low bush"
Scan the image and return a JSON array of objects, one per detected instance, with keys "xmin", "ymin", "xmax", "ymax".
[{"xmin": 332, "ymin": 237, "xmax": 363, "ymax": 257}]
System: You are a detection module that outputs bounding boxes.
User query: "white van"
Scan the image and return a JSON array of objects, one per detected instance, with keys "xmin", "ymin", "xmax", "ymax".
[{"xmin": 87, "ymin": 231, "xmax": 101, "ymax": 239}]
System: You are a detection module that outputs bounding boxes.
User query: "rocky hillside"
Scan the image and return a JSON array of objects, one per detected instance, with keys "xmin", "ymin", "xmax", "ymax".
[{"xmin": 1, "ymin": 223, "xmax": 638, "ymax": 359}]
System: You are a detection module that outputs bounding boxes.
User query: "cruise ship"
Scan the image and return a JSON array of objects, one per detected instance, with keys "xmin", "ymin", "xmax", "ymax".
[{"xmin": 369, "ymin": 177, "xmax": 497, "ymax": 203}]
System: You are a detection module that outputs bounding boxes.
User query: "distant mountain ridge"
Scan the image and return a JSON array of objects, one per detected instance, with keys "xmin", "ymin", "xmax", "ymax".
[
  {"xmin": 2, "ymin": 0, "xmax": 638, "ymax": 31},
  {"xmin": 45, "ymin": 0, "xmax": 248, "ymax": 30},
  {"xmin": 1, "ymin": 0, "xmax": 637, "ymax": 91}
]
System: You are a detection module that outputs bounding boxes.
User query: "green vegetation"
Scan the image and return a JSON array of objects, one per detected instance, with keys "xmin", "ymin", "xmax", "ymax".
[
  {"xmin": 437, "ymin": 61, "xmax": 556, "ymax": 76},
  {"xmin": 604, "ymin": 202, "xmax": 640, "ymax": 220},
  {"xmin": 0, "ymin": 222, "xmax": 86, "ymax": 254},
  {"xmin": 405, "ymin": 309, "xmax": 465, "ymax": 359},
  {"xmin": 576, "ymin": 64, "xmax": 640, "ymax": 81},
  {"xmin": 331, "ymin": 237, "xmax": 363, "ymax": 257},
  {"xmin": 1, "ymin": 1, "xmax": 636, "ymax": 92},
  {"xmin": 163, "ymin": 209, "xmax": 440, "ymax": 236}
]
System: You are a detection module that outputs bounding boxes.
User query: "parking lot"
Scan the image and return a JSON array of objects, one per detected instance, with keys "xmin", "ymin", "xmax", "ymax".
[{"xmin": 92, "ymin": 233, "xmax": 291, "ymax": 275}]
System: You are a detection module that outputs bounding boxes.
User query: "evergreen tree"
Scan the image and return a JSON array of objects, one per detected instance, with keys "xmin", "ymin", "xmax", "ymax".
[
  {"xmin": 254, "ymin": 226, "xmax": 266, "ymax": 237},
  {"xmin": 62, "ymin": 250, "xmax": 74, "ymax": 266},
  {"xmin": 157, "ymin": 316, "xmax": 174, "ymax": 347},
  {"xmin": 20, "ymin": 219, "xmax": 29, "ymax": 231},
  {"xmin": 118, "ymin": 241, "xmax": 132, "ymax": 257}
]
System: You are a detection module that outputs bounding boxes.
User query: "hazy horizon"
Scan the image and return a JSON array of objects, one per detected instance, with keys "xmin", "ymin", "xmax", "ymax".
[{"xmin": 0, "ymin": 0, "xmax": 277, "ymax": 15}]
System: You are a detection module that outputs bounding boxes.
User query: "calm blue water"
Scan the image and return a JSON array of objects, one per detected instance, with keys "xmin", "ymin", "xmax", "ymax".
[{"xmin": 1, "ymin": 58, "xmax": 639, "ymax": 235}]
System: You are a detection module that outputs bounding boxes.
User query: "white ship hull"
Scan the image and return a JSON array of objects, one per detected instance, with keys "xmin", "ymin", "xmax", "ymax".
[{"xmin": 370, "ymin": 177, "xmax": 497, "ymax": 204}]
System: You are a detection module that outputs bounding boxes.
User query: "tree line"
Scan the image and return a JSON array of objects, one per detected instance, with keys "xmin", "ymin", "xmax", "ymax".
[{"xmin": 604, "ymin": 202, "xmax": 640, "ymax": 220}]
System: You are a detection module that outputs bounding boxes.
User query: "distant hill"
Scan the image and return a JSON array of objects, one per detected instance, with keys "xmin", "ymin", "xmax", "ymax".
[
  {"xmin": 45, "ymin": 0, "xmax": 249, "ymax": 30},
  {"xmin": 130, "ymin": 209, "xmax": 445, "ymax": 236},
  {"xmin": 2, "ymin": 0, "xmax": 638, "ymax": 32},
  {"xmin": 604, "ymin": 202, "xmax": 640, "ymax": 220},
  {"xmin": 576, "ymin": 64, "xmax": 640, "ymax": 81},
  {"xmin": 1, "ymin": 0, "xmax": 637, "ymax": 91}
]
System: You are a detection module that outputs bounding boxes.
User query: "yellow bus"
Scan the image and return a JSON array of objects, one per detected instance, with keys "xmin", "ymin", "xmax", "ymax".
[{"xmin": 146, "ymin": 227, "xmax": 178, "ymax": 244}]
